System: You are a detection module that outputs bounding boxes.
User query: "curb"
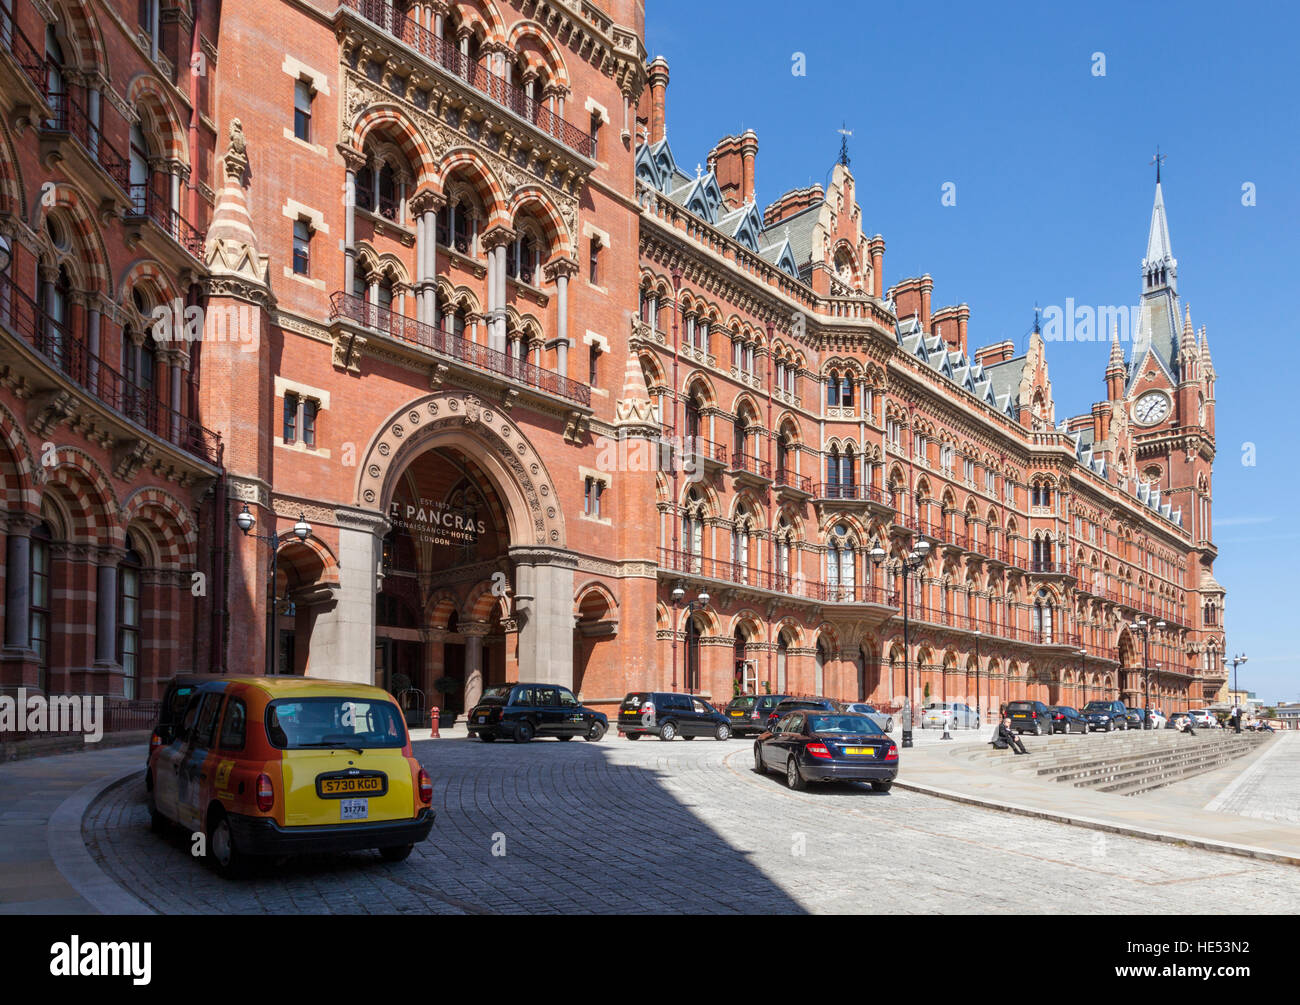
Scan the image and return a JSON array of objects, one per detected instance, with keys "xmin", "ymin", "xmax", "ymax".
[
  {"xmin": 892, "ymin": 777, "xmax": 1300, "ymax": 868},
  {"xmin": 48, "ymin": 766, "xmax": 155, "ymax": 915}
]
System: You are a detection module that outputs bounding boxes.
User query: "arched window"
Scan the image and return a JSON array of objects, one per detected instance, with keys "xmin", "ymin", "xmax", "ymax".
[
  {"xmin": 826, "ymin": 369, "xmax": 840, "ymax": 407},
  {"xmin": 45, "ymin": 25, "xmax": 65, "ymax": 128},
  {"xmin": 30, "ymin": 522, "xmax": 52, "ymax": 692},
  {"xmin": 840, "ymin": 372, "xmax": 854, "ymax": 407},
  {"xmin": 129, "ymin": 122, "xmax": 153, "ymax": 210},
  {"xmin": 828, "ymin": 523, "xmax": 855, "ymax": 600},
  {"xmin": 119, "ymin": 537, "xmax": 144, "ymax": 699},
  {"xmin": 731, "ymin": 511, "xmax": 750, "ymax": 580},
  {"xmin": 42, "ymin": 263, "xmax": 71, "ymax": 369},
  {"xmin": 826, "ymin": 445, "xmax": 840, "ymax": 489},
  {"xmin": 684, "ymin": 391, "xmax": 702, "ymax": 441},
  {"xmin": 1033, "ymin": 588, "xmax": 1054, "ymax": 643},
  {"xmin": 841, "ymin": 444, "xmax": 855, "ymax": 487}
]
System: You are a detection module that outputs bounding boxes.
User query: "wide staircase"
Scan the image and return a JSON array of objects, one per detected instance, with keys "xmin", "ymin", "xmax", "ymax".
[{"xmin": 957, "ymin": 729, "xmax": 1272, "ymax": 796}]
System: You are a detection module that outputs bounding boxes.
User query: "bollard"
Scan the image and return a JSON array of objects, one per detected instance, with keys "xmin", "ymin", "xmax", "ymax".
[{"xmin": 430, "ymin": 706, "xmax": 440, "ymax": 739}]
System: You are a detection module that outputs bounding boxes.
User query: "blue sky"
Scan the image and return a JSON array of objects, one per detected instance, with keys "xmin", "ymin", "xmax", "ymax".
[{"xmin": 647, "ymin": 0, "xmax": 1299, "ymax": 702}]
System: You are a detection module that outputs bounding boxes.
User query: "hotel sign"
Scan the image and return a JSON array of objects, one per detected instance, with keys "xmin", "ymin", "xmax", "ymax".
[{"xmin": 389, "ymin": 498, "xmax": 485, "ymax": 548}]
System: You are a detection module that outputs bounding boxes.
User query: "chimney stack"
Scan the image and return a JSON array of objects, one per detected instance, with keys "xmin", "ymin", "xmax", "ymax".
[
  {"xmin": 973, "ymin": 340, "xmax": 1016, "ymax": 366},
  {"xmin": 868, "ymin": 236, "xmax": 885, "ymax": 299},
  {"xmin": 648, "ymin": 56, "xmax": 670, "ymax": 145}
]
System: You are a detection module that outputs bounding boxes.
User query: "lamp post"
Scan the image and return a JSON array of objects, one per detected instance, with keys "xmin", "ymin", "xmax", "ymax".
[
  {"xmin": 973, "ymin": 629, "xmax": 982, "ymax": 730},
  {"xmin": 670, "ymin": 581, "xmax": 709, "ymax": 693},
  {"xmin": 871, "ymin": 538, "xmax": 931, "ymax": 748},
  {"xmin": 1130, "ymin": 617, "xmax": 1165, "ymax": 727},
  {"xmin": 1078, "ymin": 647, "xmax": 1087, "ymax": 704},
  {"xmin": 1224, "ymin": 653, "xmax": 1248, "ymax": 731},
  {"xmin": 236, "ymin": 504, "xmax": 312, "ymax": 676}
]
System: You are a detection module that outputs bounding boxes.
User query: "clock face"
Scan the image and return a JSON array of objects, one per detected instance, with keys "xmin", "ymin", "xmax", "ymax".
[{"xmin": 1133, "ymin": 391, "xmax": 1170, "ymax": 426}]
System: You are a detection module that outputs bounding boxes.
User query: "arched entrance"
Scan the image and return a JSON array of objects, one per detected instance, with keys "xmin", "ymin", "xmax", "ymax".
[{"xmin": 309, "ymin": 393, "xmax": 573, "ymax": 715}]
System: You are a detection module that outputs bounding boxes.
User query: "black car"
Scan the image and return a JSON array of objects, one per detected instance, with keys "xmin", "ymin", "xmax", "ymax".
[
  {"xmin": 766, "ymin": 696, "xmax": 846, "ymax": 730},
  {"xmin": 1120, "ymin": 708, "xmax": 1145, "ymax": 730},
  {"xmin": 1005, "ymin": 700, "xmax": 1054, "ymax": 735},
  {"xmin": 1047, "ymin": 705, "xmax": 1087, "ymax": 734},
  {"xmin": 467, "ymin": 683, "xmax": 607, "ymax": 743},
  {"xmin": 618, "ymin": 692, "xmax": 733, "ymax": 741},
  {"xmin": 1080, "ymin": 700, "xmax": 1130, "ymax": 732},
  {"xmin": 754, "ymin": 710, "xmax": 899, "ymax": 791},
  {"xmin": 724, "ymin": 693, "xmax": 791, "ymax": 736}
]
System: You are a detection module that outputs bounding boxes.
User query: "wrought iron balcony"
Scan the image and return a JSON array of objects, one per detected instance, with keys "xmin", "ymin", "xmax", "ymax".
[
  {"xmin": 775, "ymin": 468, "xmax": 812, "ymax": 494},
  {"xmin": 43, "ymin": 90, "xmax": 130, "ymax": 191},
  {"xmin": 329, "ymin": 291, "xmax": 590, "ymax": 407},
  {"xmin": 125, "ymin": 181, "xmax": 206, "ymax": 260},
  {"xmin": 0, "ymin": 6, "xmax": 45, "ymax": 91},
  {"xmin": 0, "ymin": 270, "xmax": 222, "ymax": 465},
  {"xmin": 341, "ymin": 0, "xmax": 595, "ymax": 158}
]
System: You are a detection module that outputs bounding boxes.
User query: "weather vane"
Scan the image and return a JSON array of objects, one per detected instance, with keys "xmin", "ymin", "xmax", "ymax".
[
  {"xmin": 837, "ymin": 123, "xmax": 852, "ymax": 168},
  {"xmin": 1150, "ymin": 146, "xmax": 1166, "ymax": 184}
]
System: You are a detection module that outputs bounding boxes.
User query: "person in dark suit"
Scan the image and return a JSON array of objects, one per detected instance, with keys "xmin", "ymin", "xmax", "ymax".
[{"xmin": 991, "ymin": 716, "xmax": 1028, "ymax": 755}]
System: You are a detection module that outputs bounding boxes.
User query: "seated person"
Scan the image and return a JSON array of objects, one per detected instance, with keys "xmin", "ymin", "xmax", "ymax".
[{"xmin": 991, "ymin": 716, "xmax": 1029, "ymax": 755}]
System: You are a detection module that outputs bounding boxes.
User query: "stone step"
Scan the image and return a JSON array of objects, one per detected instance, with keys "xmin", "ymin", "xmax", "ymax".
[
  {"xmin": 1051, "ymin": 744, "xmax": 1248, "ymax": 787},
  {"xmin": 1013, "ymin": 738, "xmax": 1247, "ymax": 775},
  {"xmin": 997, "ymin": 733, "xmax": 1262, "ymax": 770},
  {"xmin": 1093, "ymin": 747, "xmax": 1257, "ymax": 796}
]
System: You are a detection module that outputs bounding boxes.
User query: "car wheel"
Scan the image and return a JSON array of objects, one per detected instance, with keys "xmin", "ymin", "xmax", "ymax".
[
  {"xmin": 557, "ymin": 735, "xmax": 573, "ymax": 741},
  {"xmin": 754, "ymin": 743, "xmax": 765, "ymax": 774},
  {"xmin": 380, "ymin": 844, "xmax": 413, "ymax": 863},
  {"xmin": 1035, "ymin": 722, "xmax": 1044, "ymax": 736},
  {"xmin": 659, "ymin": 721, "xmax": 677, "ymax": 741},
  {"xmin": 209, "ymin": 811, "xmax": 248, "ymax": 879},
  {"xmin": 513, "ymin": 721, "xmax": 535, "ymax": 743},
  {"xmin": 715, "ymin": 724, "xmax": 731, "ymax": 741},
  {"xmin": 1106, "ymin": 721, "xmax": 1113, "ymax": 733},
  {"xmin": 871, "ymin": 780, "xmax": 893, "ymax": 793},
  {"xmin": 585, "ymin": 722, "xmax": 607, "ymax": 742},
  {"xmin": 682, "ymin": 735, "xmax": 696, "ymax": 741},
  {"xmin": 786, "ymin": 757, "xmax": 807, "ymax": 791},
  {"xmin": 479, "ymin": 732, "xmax": 496, "ymax": 743},
  {"xmin": 625, "ymin": 732, "xmax": 641, "ymax": 740},
  {"xmin": 147, "ymin": 784, "xmax": 168, "ymax": 834}
]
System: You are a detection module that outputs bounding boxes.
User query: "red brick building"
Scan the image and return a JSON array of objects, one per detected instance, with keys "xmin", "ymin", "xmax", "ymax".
[{"xmin": 0, "ymin": 0, "xmax": 1227, "ymax": 721}]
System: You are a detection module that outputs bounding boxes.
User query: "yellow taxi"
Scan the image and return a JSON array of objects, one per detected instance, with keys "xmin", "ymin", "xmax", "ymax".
[{"xmin": 146, "ymin": 676, "xmax": 434, "ymax": 877}]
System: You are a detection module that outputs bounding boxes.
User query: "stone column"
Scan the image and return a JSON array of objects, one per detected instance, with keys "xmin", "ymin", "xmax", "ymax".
[
  {"xmin": 422, "ymin": 627, "xmax": 447, "ymax": 697},
  {"xmin": 309, "ymin": 507, "xmax": 388, "ymax": 684},
  {"xmin": 543, "ymin": 257, "xmax": 578, "ymax": 377},
  {"xmin": 339, "ymin": 146, "xmax": 367, "ymax": 285},
  {"xmin": 508, "ymin": 546, "xmax": 577, "ymax": 686},
  {"xmin": 94, "ymin": 551, "xmax": 120, "ymax": 665},
  {"xmin": 480, "ymin": 225, "xmax": 515, "ymax": 355},
  {"xmin": 86, "ymin": 303, "xmax": 102, "ymax": 394},
  {"xmin": 462, "ymin": 623, "xmax": 488, "ymax": 716},
  {"xmin": 3, "ymin": 514, "xmax": 36, "ymax": 651}
]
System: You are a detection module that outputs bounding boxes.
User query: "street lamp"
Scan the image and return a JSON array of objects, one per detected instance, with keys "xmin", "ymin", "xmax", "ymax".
[
  {"xmin": 871, "ymin": 537, "xmax": 931, "ymax": 748},
  {"xmin": 236, "ymin": 504, "xmax": 312, "ymax": 676},
  {"xmin": 973, "ymin": 629, "xmax": 982, "ymax": 730},
  {"xmin": 1078, "ymin": 647, "xmax": 1087, "ymax": 704},
  {"xmin": 1130, "ymin": 618, "xmax": 1166, "ymax": 727},
  {"xmin": 670, "ymin": 581, "xmax": 709, "ymax": 693},
  {"xmin": 1224, "ymin": 653, "xmax": 1248, "ymax": 731}
]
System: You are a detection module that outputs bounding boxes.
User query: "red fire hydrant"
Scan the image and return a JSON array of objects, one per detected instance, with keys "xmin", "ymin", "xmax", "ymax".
[{"xmin": 429, "ymin": 706, "xmax": 440, "ymax": 739}]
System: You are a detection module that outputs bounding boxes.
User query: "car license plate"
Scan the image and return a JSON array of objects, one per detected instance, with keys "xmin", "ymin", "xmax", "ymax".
[
  {"xmin": 844, "ymin": 746, "xmax": 875, "ymax": 755},
  {"xmin": 319, "ymin": 776, "xmax": 384, "ymax": 796},
  {"xmin": 730, "ymin": 711, "xmax": 744, "ymax": 717},
  {"xmin": 340, "ymin": 798, "xmax": 368, "ymax": 821},
  {"xmin": 1013, "ymin": 713, "xmax": 1026, "ymax": 718},
  {"xmin": 477, "ymin": 715, "xmax": 487, "ymax": 723}
]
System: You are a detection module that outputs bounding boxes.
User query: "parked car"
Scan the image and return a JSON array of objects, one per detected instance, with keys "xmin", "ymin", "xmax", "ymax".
[
  {"xmin": 1047, "ymin": 706, "xmax": 1088, "ymax": 734},
  {"xmin": 148, "ymin": 674, "xmax": 229, "ymax": 768},
  {"xmin": 1005, "ymin": 700, "xmax": 1055, "ymax": 735},
  {"xmin": 724, "ymin": 693, "xmax": 791, "ymax": 736},
  {"xmin": 765, "ymin": 696, "xmax": 846, "ymax": 730},
  {"xmin": 1080, "ymin": 700, "xmax": 1130, "ymax": 732},
  {"xmin": 618, "ymin": 692, "xmax": 733, "ymax": 741},
  {"xmin": 1141, "ymin": 709, "xmax": 1168, "ymax": 730},
  {"xmin": 1187, "ymin": 709, "xmax": 1215, "ymax": 728},
  {"xmin": 1120, "ymin": 708, "xmax": 1145, "ymax": 729},
  {"xmin": 844, "ymin": 702, "xmax": 895, "ymax": 733},
  {"xmin": 754, "ymin": 710, "xmax": 899, "ymax": 792},
  {"xmin": 921, "ymin": 702, "xmax": 978, "ymax": 729},
  {"xmin": 467, "ymin": 683, "xmax": 607, "ymax": 743},
  {"xmin": 146, "ymin": 676, "xmax": 435, "ymax": 877}
]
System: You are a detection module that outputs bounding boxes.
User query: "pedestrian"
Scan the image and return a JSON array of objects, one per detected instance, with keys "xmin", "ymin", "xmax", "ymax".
[
  {"xmin": 991, "ymin": 716, "xmax": 1029, "ymax": 755},
  {"xmin": 1232, "ymin": 703, "xmax": 1242, "ymax": 734},
  {"xmin": 1175, "ymin": 715, "xmax": 1197, "ymax": 737}
]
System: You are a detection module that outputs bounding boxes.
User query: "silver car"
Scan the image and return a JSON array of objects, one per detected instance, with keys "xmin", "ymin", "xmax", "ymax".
[
  {"xmin": 844, "ymin": 702, "xmax": 895, "ymax": 733},
  {"xmin": 921, "ymin": 702, "xmax": 978, "ymax": 729}
]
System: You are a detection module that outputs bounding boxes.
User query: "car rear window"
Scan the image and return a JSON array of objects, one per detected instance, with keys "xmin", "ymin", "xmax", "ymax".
[
  {"xmin": 265, "ymin": 697, "xmax": 406, "ymax": 749},
  {"xmin": 808, "ymin": 715, "xmax": 882, "ymax": 735},
  {"xmin": 480, "ymin": 686, "xmax": 513, "ymax": 704},
  {"xmin": 1007, "ymin": 702, "xmax": 1038, "ymax": 710},
  {"xmin": 622, "ymin": 693, "xmax": 650, "ymax": 709},
  {"xmin": 730, "ymin": 696, "xmax": 758, "ymax": 710}
]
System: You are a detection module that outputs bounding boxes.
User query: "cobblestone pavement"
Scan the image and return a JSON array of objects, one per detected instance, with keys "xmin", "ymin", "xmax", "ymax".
[
  {"xmin": 1206, "ymin": 732, "xmax": 1300, "ymax": 823},
  {"xmin": 83, "ymin": 735, "xmax": 1300, "ymax": 915}
]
